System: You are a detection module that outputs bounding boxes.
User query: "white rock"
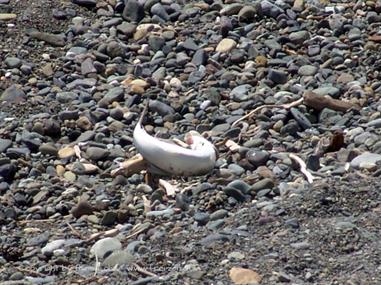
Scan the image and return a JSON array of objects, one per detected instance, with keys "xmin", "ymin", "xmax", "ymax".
[{"xmin": 41, "ymin": 239, "xmax": 66, "ymax": 255}]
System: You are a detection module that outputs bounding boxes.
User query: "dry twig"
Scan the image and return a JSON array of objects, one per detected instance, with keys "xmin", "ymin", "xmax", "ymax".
[{"xmin": 232, "ymin": 98, "xmax": 304, "ymax": 127}]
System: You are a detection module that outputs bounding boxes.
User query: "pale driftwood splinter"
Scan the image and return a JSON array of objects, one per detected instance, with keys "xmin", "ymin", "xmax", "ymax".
[
  {"xmin": 289, "ymin": 153, "xmax": 315, "ymax": 184},
  {"xmin": 111, "ymin": 154, "xmax": 148, "ymax": 177},
  {"xmin": 159, "ymin": 179, "xmax": 177, "ymax": 197}
]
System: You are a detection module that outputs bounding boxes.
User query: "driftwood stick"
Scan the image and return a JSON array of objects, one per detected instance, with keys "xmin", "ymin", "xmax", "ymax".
[
  {"xmin": 303, "ymin": 91, "xmax": 357, "ymax": 112},
  {"xmin": 289, "ymin": 153, "xmax": 315, "ymax": 184},
  {"xmin": 132, "ymin": 262, "xmax": 158, "ymax": 277},
  {"xmin": 232, "ymin": 98, "xmax": 303, "ymax": 127}
]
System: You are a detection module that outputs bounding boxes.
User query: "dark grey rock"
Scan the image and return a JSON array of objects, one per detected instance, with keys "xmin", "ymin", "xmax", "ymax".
[
  {"xmin": 101, "ymin": 211, "xmax": 117, "ymax": 226},
  {"xmin": 86, "ymin": 147, "xmax": 109, "ymax": 161},
  {"xmin": 194, "ymin": 212, "xmax": 209, "ymax": 225},
  {"xmin": 220, "ymin": 16, "xmax": 232, "ymax": 37},
  {"xmin": 261, "ymin": 0, "xmax": 283, "ymax": 18},
  {"xmin": 117, "ymin": 22, "xmax": 137, "ymax": 36},
  {"xmin": 289, "ymin": 30, "xmax": 310, "ymax": 45},
  {"xmin": 298, "ymin": 65, "xmax": 318, "ymax": 76},
  {"xmin": 148, "ymin": 35, "xmax": 165, "ymax": 51},
  {"xmin": 106, "ymin": 41, "xmax": 125, "ymax": 58},
  {"xmin": 246, "ymin": 150, "xmax": 269, "ymax": 167},
  {"xmin": 75, "ymin": 130, "xmax": 96, "ymax": 143},
  {"xmin": 0, "ymin": 163, "xmax": 16, "ymax": 182},
  {"xmin": 210, "ymin": 209, "xmax": 228, "ymax": 221},
  {"xmin": 81, "ymin": 57, "xmax": 97, "ymax": 75},
  {"xmin": 72, "ymin": 0, "xmax": 96, "ymax": 7},
  {"xmin": 220, "ymin": 3, "xmax": 243, "ymax": 16},
  {"xmin": 151, "ymin": 3, "xmax": 169, "ymax": 21},
  {"xmin": 290, "ymin": 108, "xmax": 312, "ymax": 130},
  {"xmin": 268, "ymin": 69, "xmax": 288, "ymax": 84},
  {"xmin": 149, "ymin": 100, "xmax": 174, "ymax": 116},
  {"xmin": 251, "ymin": 178, "xmax": 274, "ymax": 193},
  {"xmin": 123, "ymin": 0, "xmax": 144, "ymax": 22},
  {"xmin": 192, "ymin": 49, "xmax": 207, "ymax": 66},
  {"xmin": 182, "ymin": 38, "xmax": 199, "ymax": 51},
  {"xmin": 223, "ymin": 186, "xmax": 247, "ymax": 202},
  {"xmin": 4, "ymin": 57, "xmax": 22, "ymax": 68}
]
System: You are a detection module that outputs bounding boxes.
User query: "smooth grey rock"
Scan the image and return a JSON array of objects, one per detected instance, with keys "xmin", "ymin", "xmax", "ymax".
[
  {"xmin": 151, "ymin": 3, "xmax": 169, "ymax": 21},
  {"xmin": 289, "ymin": 30, "xmax": 310, "ymax": 45},
  {"xmin": 0, "ymin": 85, "xmax": 26, "ymax": 104},
  {"xmin": 298, "ymin": 65, "xmax": 318, "ymax": 76},
  {"xmin": 4, "ymin": 57, "xmax": 22, "ymax": 68},
  {"xmin": 251, "ymin": 178, "xmax": 274, "ymax": 193},
  {"xmin": 246, "ymin": 150, "xmax": 269, "ymax": 167},
  {"xmin": 350, "ymin": 152, "xmax": 381, "ymax": 169},
  {"xmin": 86, "ymin": 147, "xmax": 109, "ymax": 161},
  {"xmin": 261, "ymin": 0, "xmax": 283, "ymax": 18},
  {"xmin": 0, "ymin": 139, "xmax": 12, "ymax": 153},
  {"xmin": 230, "ymin": 84, "xmax": 251, "ymax": 102},
  {"xmin": 123, "ymin": 0, "xmax": 144, "ymax": 22}
]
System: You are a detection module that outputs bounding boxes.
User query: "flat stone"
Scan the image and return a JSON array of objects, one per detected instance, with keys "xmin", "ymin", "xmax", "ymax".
[
  {"xmin": 26, "ymin": 29, "xmax": 66, "ymax": 47},
  {"xmin": 220, "ymin": 3, "xmax": 244, "ymax": 16},
  {"xmin": 4, "ymin": 57, "xmax": 21, "ymax": 68},
  {"xmin": 238, "ymin": 5, "xmax": 257, "ymax": 22},
  {"xmin": 117, "ymin": 22, "xmax": 137, "ymax": 36},
  {"xmin": 103, "ymin": 250, "xmax": 135, "ymax": 267},
  {"xmin": 230, "ymin": 84, "xmax": 251, "ymax": 102},
  {"xmin": 86, "ymin": 147, "xmax": 109, "ymax": 161},
  {"xmin": 350, "ymin": 152, "xmax": 381, "ymax": 169},
  {"xmin": 298, "ymin": 65, "xmax": 318, "ymax": 76},
  {"xmin": 229, "ymin": 267, "xmax": 262, "ymax": 285},
  {"xmin": 0, "ymin": 85, "xmax": 26, "ymax": 104},
  {"xmin": 261, "ymin": 0, "xmax": 283, "ymax": 18},
  {"xmin": 268, "ymin": 69, "xmax": 288, "ymax": 84},
  {"xmin": 39, "ymin": 143, "xmax": 58, "ymax": 156},
  {"xmin": 289, "ymin": 30, "xmax": 310, "ymax": 45},
  {"xmin": 290, "ymin": 107, "xmax": 312, "ymax": 130},
  {"xmin": 0, "ymin": 139, "xmax": 12, "ymax": 153},
  {"xmin": 251, "ymin": 178, "xmax": 274, "ymax": 193},
  {"xmin": 216, "ymin": 38, "xmax": 237, "ymax": 53},
  {"xmin": 58, "ymin": 147, "xmax": 75, "ymax": 159}
]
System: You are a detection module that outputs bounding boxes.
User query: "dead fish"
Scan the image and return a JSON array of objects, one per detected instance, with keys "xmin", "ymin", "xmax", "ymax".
[{"xmin": 133, "ymin": 102, "xmax": 217, "ymax": 176}]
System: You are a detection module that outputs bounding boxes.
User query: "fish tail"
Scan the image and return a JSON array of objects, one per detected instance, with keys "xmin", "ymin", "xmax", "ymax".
[{"xmin": 137, "ymin": 100, "xmax": 150, "ymax": 125}]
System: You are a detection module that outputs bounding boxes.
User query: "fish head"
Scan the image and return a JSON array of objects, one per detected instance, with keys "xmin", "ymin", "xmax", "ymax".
[{"xmin": 185, "ymin": 130, "xmax": 219, "ymax": 158}]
